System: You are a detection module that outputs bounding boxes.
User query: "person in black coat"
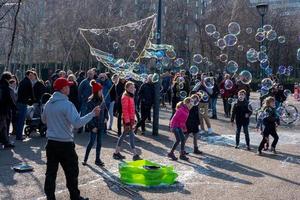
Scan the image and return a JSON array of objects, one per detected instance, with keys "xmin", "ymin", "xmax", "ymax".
[
  {"xmin": 134, "ymin": 75, "xmax": 155, "ymax": 135},
  {"xmin": 273, "ymin": 84, "xmax": 286, "ymax": 108},
  {"xmin": 15, "ymin": 70, "xmax": 35, "ymax": 140},
  {"xmin": 185, "ymin": 94, "xmax": 202, "ymax": 154},
  {"xmin": 0, "ymin": 72, "xmax": 15, "ymax": 148},
  {"xmin": 115, "ymin": 78, "xmax": 126, "ymax": 136},
  {"xmin": 231, "ymin": 90, "xmax": 252, "ymax": 150},
  {"xmin": 32, "ymin": 72, "xmax": 47, "ymax": 104},
  {"xmin": 67, "ymin": 74, "xmax": 80, "ymax": 111}
]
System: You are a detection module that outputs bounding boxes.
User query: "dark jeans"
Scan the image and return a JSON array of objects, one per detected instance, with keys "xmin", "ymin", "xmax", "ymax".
[
  {"xmin": 84, "ymin": 130, "xmax": 103, "ymax": 162},
  {"xmin": 222, "ymin": 98, "xmax": 231, "ymax": 117},
  {"xmin": 235, "ymin": 124, "xmax": 250, "ymax": 146},
  {"xmin": 117, "ymin": 109, "xmax": 122, "ymax": 136},
  {"xmin": 258, "ymin": 128, "xmax": 279, "ymax": 151},
  {"xmin": 136, "ymin": 104, "xmax": 152, "ymax": 132},
  {"xmin": 45, "ymin": 140, "xmax": 80, "ymax": 200},
  {"xmin": 15, "ymin": 103, "xmax": 27, "ymax": 140},
  {"xmin": 117, "ymin": 130, "xmax": 135, "ymax": 149},
  {"xmin": 0, "ymin": 116, "xmax": 9, "ymax": 145},
  {"xmin": 7, "ymin": 107, "xmax": 17, "ymax": 135},
  {"xmin": 210, "ymin": 97, "xmax": 218, "ymax": 117},
  {"xmin": 171, "ymin": 128, "xmax": 186, "ymax": 152},
  {"xmin": 185, "ymin": 132, "xmax": 198, "ymax": 149}
]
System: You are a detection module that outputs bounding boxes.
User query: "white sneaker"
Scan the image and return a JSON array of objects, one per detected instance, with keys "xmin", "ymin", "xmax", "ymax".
[{"xmin": 208, "ymin": 128, "xmax": 213, "ymax": 134}]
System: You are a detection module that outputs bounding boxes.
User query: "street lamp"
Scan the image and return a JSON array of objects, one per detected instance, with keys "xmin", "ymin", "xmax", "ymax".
[
  {"xmin": 256, "ymin": 3, "xmax": 268, "ymax": 78},
  {"xmin": 152, "ymin": 0, "xmax": 162, "ymax": 136}
]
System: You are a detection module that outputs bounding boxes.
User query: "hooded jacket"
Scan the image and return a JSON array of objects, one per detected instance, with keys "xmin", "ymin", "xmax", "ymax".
[
  {"xmin": 42, "ymin": 92, "xmax": 95, "ymax": 142},
  {"xmin": 121, "ymin": 92, "xmax": 135, "ymax": 126},
  {"xmin": 170, "ymin": 104, "xmax": 189, "ymax": 132}
]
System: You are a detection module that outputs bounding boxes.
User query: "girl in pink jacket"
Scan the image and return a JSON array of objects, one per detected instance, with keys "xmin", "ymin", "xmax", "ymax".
[
  {"xmin": 113, "ymin": 81, "xmax": 142, "ymax": 161},
  {"xmin": 169, "ymin": 97, "xmax": 193, "ymax": 161}
]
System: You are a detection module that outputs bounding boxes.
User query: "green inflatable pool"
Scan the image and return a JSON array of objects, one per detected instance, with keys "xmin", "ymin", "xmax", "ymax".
[{"xmin": 119, "ymin": 160, "xmax": 178, "ymax": 187}]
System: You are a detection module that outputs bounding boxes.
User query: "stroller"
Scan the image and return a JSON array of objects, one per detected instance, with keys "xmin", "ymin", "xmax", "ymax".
[{"xmin": 24, "ymin": 93, "xmax": 51, "ymax": 137}]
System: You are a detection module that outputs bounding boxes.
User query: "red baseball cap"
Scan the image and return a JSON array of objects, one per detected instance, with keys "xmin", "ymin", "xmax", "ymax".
[{"xmin": 53, "ymin": 77, "xmax": 74, "ymax": 91}]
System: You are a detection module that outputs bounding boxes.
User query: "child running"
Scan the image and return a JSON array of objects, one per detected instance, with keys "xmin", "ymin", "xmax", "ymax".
[
  {"xmin": 231, "ymin": 90, "xmax": 252, "ymax": 150},
  {"xmin": 257, "ymin": 96, "xmax": 280, "ymax": 155},
  {"xmin": 82, "ymin": 80, "xmax": 107, "ymax": 166},
  {"xmin": 113, "ymin": 81, "xmax": 142, "ymax": 161},
  {"xmin": 168, "ymin": 97, "xmax": 194, "ymax": 161}
]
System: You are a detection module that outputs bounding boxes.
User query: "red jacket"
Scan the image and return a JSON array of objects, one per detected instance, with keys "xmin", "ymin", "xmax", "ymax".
[
  {"xmin": 121, "ymin": 92, "xmax": 135, "ymax": 126},
  {"xmin": 219, "ymin": 80, "xmax": 236, "ymax": 99}
]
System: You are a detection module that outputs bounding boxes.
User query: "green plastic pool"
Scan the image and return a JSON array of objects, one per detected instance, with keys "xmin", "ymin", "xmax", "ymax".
[{"xmin": 119, "ymin": 160, "xmax": 178, "ymax": 187}]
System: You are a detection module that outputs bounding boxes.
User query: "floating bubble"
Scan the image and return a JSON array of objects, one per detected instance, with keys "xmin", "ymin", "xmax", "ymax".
[
  {"xmin": 203, "ymin": 77, "xmax": 215, "ymax": 89},
  {"xmin": 161, "ymin": 57, "xmax": 170, "ymax": 66},
  {"xmin": 179, "ymin": 91, "xmax": 187, "ymax": 99},
  {"xmin": 115, "ymin": 58, "xmax": 126, "ymax": 68},
  {"xmin": 297, "ymin": 48, "xmax": 300, "ymax": 61},
  {"xmin": 246, "ymin": 49, "xmax": 258, "ymax": 63},
  {"xmin": 220, "ymin": 89, "xmax": 225, "ymax": 94},
  {"xmin": 228, "ymin": 97, "xmax": 237, "ymax": 105},
  {"xmin": 255, "ymin": 32, "xmax": 265, "ymax": 42},
  {"xmin": 260, "ymin": 86, "xmax": 270, "ymax": 96},
  {"xmin": 257, "ymin": 51, "xmax": 268, "ymax": 62},
  {"xmin": 165, "ymin": 49, "xmax": 176, "ymax": 59},
  {"xmin": 280, "ymin": 105, "xmax": 298, "ymax": 124},
  {"xmin": 155, "ymin": 51, "xmax": 164, "ymax": 59},
  {"xmin": 198, "ymin": 90, "xmax": 209, "ymax": 102},
  {"xmin": 202, "ymin": 57, "xmax": 208, "ymax": 64},
  {"xmin": 220, "ymin": 54, "xmax": 228, "ymax": 63},
  {"xmin": 263, "ymin": 24, "xmax": 273, "ymax": 32},
  {"xmin": 228, "ymin": 22, "xmax": 241, "ymax": 35},
  {"xmin": 257, "ymin": 27, "xmax": 265, "ymax": 33},
  {"xmin": 261, "ymin": 78, "xmax": 273, "ymax": 90},
  {"xmin": 287, "ymin": 65, "xmax": 293, "ymax": 72},
  {"xmin": 113, "ymin": 42, "xmax": 120, "ymax": 49},
  {"xmin": 278, "ymin": 36, "xmax": 286, "ymax": 44},
  {"xmin": 237, "ymin": 45, "xmax": 244, "ymax": 51},
  {"xmin": 205, "ymin": 24, "xmax": 216, "ymax": 35},
  {"xmin": 266, "ymin": 30, "xmax": 277, "ymax": 41},
  {"xmin": 278, "ymin": 65, "xmax": 286, "ymax": 75},
  {"xmin": 191, "ymin": 95, "xmax": 200, "ymax": 106},
  {"xmin": 284, "ymin": 89, "xmax": 292, "ymax": 97},
  {"xmin": 217, "ymin": 38, "xmax": 227, "ymax": 50},
  {"xmin": 212, "ymin": 31, "xmax": 221, "ymax": 39},
  {"xmin": 260, "ymin": 59, "xmax": 270, "ymax": 70},
  {"xmin": 175, "ymin": 58, "xmax": 184, "ymax": 66},
  {"xmin": 257, "ymin": 110, "xmax": 269, "ymax": 120},
  {"xmin": 152, "ymin": 73, "xmax": 159, "ymax": 83},
  {"xmin": 226, "ymin": 60, "xmax": 239, "ymax": 74},
  {"xmin": 156, "ymin": 62, "xmax": 163, "ymax": 71},
  {"xmin": 179, "ymin": 77, "xmax": 185, "ymax": 83},
  {"xmin": 246, "ymin": 27, "xmax": 253, "ymax": 34},
  {"xmin": 224, "ymin": 79, "xmax": 234, "ymax": 90},
  {"xmin": 264, "ymin": 67, "xmax": 273, "ymax": 76},
  {"xmin": 189, "ymin": 65, "xmax": 199, "ymax": 76},
  {"xmin": 131, "ymin": 51, "xmax": 140, "ymax": 60},
  {"xmin": 111, "ymin": 74, "xmax": 120, "ymax": 85},
  {"xmin": 260, "ymin": 45, "xmax": 267, "ymax": 52},
  {"xmin": 179, "ymin": 82, "xmax": 184, "ymax": 90},
  {"xmin": 239, "ymin": 70, "xmax": 252, "ymax": 84},
  {"xmin": 224, "ymin": 34, "xmax": 238, "ymax": 46},
  {"xmin": 128, "ymin": 39, "xmax": 136, "ymax": 48},
  {"xmin": 193, "ymin": 54, "xmax": 203, "ymax": 64}
]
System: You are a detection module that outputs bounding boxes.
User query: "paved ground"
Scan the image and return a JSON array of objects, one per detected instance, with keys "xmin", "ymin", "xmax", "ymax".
[{"xmin": 1, "ymin": 93, "xmax": 300, "ymax": 200}]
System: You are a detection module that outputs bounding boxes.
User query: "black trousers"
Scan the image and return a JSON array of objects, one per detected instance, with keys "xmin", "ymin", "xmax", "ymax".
[
  {"xmin": 117, "ymin": 108, "xmax": 122, "ymax": 136},
  {"xmin": 222, "ymin": 98, "xmax": 232, "ymax": 116},
  {"xmin": 136, "ymin": 104, "xmax": 152, "ymax": 132},
  {"xmin": 45, "ymin": 140, "xmax": 80, "ymax": 200},
  {"xmin": 0, "ymin": 115, "xmax": 9, "ymax": 145},
  {"xmin": 236, "ymin": 124, "xmax": 250, "ymax": 146},
  {"xmin": 258, "ymin": 128, "xmax": 279, "ymax": 151}
]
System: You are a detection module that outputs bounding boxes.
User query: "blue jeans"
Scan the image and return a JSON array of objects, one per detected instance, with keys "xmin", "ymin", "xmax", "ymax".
[
  {"xmin": 117, "ymin": 130, "xmax": 135, "ymax": 149},
  {"xmin": 171, "ymin": 128, "xmax": 186, "ymax": 152},
  {"xmin": 84, "ymin": 130, "xmax": 103, "ymax": 162},
  {"xmin": 210, "ymin": 97, "xmax": 218, "ymax": 117},
  {"xmin": 15, "ymin": 103, "xmax": 27, "ymax": 140}
]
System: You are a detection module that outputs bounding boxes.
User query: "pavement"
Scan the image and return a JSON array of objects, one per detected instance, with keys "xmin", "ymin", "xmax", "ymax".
[{"xmin": 0, "ymin": 93, "xmax": 300, "ymax": 200}]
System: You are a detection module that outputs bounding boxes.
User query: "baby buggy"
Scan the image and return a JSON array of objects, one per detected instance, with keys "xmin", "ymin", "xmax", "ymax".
[{"xmin": 24, "ymin": 93, "xmax": 51, "ymax": 137}]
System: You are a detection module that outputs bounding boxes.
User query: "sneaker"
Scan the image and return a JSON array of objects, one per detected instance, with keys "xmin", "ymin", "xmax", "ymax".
[
  {"xmin": 167, "ymin": 152, "xmax": 178, "ymax": 161},
  {"xmin": 235, "ymin": 146, "xmax": 239, "ymax": 149},
  {"xmin": 133, "ymin": 154, "xmax": 142, "ymax": 161},
  {"xmin": 271, "ymin": 147, "xmax": 277, "ymax": 154},
  {"xmin": 247, "ymin": 146, "xmax": 251, "ymax": 151},
  {"xmin": 179, "ymin": 154, "xmax": 189, "ymax": 161},
  {"xmin": 95, "ymin": 160, "xmax": 104, "ymax": 166},
  {"xmin": 193, "ymin": 148, "xmax": 203, "ymax": 155},
  {"xmin": 113, "ymin": 152, "xmax": 126, "ymax": 160},
  {"xmin": 182, "ymin": 150, "xmax": 189, "ymax": 155},
  {"xmin": 82, "ymin": 161, "xmax": 87, "ymax": 166},
  {"xmin": 79, "ymin": 197, "xmax": 89, "ymax": 200},
  {"xmin": 257, "ymin": 150, "xmax": 262, "ymax": 155},
  {"xmin": 207, "ymin": 128, "xmax": 213, "ymax": 134},
  {"xmin": 4, "ymin": 143, "xmax": 15, "ymax": 148}
]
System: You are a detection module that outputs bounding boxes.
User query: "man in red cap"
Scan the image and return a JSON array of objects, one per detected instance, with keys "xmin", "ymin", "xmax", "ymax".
[{"xmin": 42, "ymin": 77, "xmax": 100, "ymax": 200}]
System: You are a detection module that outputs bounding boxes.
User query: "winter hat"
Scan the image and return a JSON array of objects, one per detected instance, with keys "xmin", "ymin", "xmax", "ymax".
[
  {"xmin": 90, "ymin": 80, "xmax": 103, "ymax": 93},
  {"xmin": 53, "ymin": 77, "xmax": 74, "ymax": 91}
]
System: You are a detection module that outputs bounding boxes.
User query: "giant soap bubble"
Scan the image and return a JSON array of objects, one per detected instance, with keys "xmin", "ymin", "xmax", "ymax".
[
  {"xmin": 224, "ymin": 34, "xmax": 238, "ymax": 46},
  {"xmin": 217, "ymin": 38, "xmax": 226, "ymax": 50},
  {"xmin": 266, "ymin": 30, "xmax": 277, "ymax": 41},
  {"xmin": 261, "ymin": 78, "xmax": 273, "ymax": 90},
  {"xmin": 228, "ymin": 22, "xmax": 241, "ymax": 35},
  {"xmin": 205, "ymin": 24, "xmax": 216, "ymax": 36},
  {"xmin": 226, "ymin": 60, "xmax": 239, "ymax": 74},
  {"xmin": 278, "ymin": 36, "xmax": 286, "ymax": 44},
  {"xmin": 239, "ymin": 70, "xmax": 252, "ymax": 84},
  {"xmin": 193, "ymin": 54, "xmax": 203, "ymax": 64},
  {"xmin": 255, "ymin": 32, "xmax": 265, "ymax": 42},
  {"xmin": 203, "ymin": 77, "xmax": 215, "ymax": 89},
  {"xmin": 189, "ymin": 65, "xmax": 199, "ymax": 76}
]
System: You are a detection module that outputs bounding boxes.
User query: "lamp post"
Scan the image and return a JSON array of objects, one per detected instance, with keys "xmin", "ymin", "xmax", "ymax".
[
  {"xmin": 256, "ymin": 3, "xmax": 268, "ymax": 78},
  {"xmin": 152, "ymin": 0, "xmax": 162, "ymax": 136}
]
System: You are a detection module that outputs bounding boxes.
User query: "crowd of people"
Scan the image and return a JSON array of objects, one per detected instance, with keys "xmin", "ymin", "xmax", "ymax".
[{"xmin": 0, "ymin": 67, "xmax": 288, "ymax": 200}]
